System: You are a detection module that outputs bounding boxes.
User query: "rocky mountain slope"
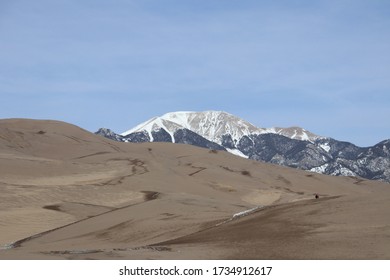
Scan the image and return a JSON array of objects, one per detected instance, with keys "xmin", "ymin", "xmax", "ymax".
[{"xmin": 96, "ymin": 111, "xmax": 390, "ymax": 182}]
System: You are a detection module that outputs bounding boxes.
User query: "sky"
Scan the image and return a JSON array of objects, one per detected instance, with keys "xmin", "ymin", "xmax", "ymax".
[{"xmin": 1, "ymin": 0, "xmax": 389, "ymax": 147}]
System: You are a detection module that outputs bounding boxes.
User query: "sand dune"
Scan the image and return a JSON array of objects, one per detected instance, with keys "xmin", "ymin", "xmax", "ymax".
[{"xmin": 0, "ymin": 118, "xmax": 389, "ymax": 259}]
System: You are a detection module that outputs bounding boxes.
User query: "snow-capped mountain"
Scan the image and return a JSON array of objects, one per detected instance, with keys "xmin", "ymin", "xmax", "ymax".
[
  {"xmin": 121, "ymin": 111, "xmax": 321, "ymax": 145},
  {"xmin": 96, "ymin": 111, "xmax": 390, "ymax": 183}
]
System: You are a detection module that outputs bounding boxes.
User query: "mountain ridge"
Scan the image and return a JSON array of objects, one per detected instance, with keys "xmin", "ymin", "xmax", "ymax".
[
  {"xmin": 121, "ymin": 111, "xmax": 322, "ymax": 144},
  {"xmin": 96, "ymin": 111, "xmax": 390, "ymax": 183}
]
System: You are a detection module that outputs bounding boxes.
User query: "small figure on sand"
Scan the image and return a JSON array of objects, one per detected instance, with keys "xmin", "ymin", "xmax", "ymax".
[{"xmin": 314, "ymin": 194, "xmax": 319, "ymax": 199}]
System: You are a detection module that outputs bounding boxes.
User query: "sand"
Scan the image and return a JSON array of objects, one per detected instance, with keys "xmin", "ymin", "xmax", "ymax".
[{"xmin": 0, "ymin": 118, "xmax": 389, "ymax": 259}]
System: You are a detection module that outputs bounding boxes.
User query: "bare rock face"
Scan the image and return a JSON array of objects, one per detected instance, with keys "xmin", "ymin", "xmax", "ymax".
[{"xmin": 95, "ymin": 128, "xmax": 125, "ymax": 142}]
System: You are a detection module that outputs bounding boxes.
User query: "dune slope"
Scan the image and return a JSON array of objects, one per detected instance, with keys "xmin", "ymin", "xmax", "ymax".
[{"xmin": 0, "ymin": 119, "xmax": 389, "ymax": 259}]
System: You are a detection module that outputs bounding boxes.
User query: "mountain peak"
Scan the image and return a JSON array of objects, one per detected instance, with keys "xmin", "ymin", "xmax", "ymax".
[
  {"xmin": 121, "ymin": 110, "xmax": 321, "ymax": 144},
  {"xmin": 121, "ymin": 110, "xmax": 263, "ymax": 144},
  {"xmin": 274, "ymin": 126, "xmax": 322, "ymax": 142}
]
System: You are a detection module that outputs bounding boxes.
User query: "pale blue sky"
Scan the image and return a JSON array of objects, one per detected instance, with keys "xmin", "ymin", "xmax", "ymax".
[{"xmin": 1, "ymin": 0, "xmax": 389, "ymax": 146}]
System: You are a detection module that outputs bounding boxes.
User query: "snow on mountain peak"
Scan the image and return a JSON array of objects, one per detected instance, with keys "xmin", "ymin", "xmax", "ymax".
[
  {"xmin": 121, "ymin": 110, "xmax": 321, "ymax": 144},
  {"xmin": 274, "ymin": 126, "xmax": 322, "ymax": 142},
  {"xmin": 122, "ymin": 111, "xmax": 262, "ymax": 144}
]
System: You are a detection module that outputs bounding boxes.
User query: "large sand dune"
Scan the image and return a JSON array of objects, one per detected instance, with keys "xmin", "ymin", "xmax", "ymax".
[{"xmin": 0, "ymin": 119, "xmax": 389, "ymax": 259}]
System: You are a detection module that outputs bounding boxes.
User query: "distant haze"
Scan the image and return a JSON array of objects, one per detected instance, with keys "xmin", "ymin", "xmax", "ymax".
[{"xmin": 1, "ymin": 0, "xmax": 389, "ymax": 146}]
